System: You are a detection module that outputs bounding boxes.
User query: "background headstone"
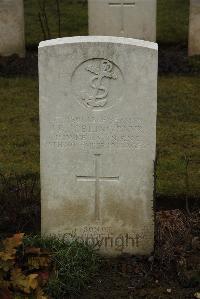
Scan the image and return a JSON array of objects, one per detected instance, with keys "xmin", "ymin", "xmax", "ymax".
[
  {"xmin": 188, "ymin": 0, "xmax": 200, "ymax": 56},
  {"xmin": 88, "ymin": 0, "xmax": 157, "ymax": 41},
  {"xmin": 39, "ymin": 36, "xmax": 158, "ymax": 256},
  {"xmin": 0, "ymin": 0, "xmax": 25, "ymax": 57}
]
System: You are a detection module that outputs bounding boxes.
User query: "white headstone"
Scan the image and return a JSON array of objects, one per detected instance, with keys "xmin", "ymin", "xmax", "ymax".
[
  {"xmin": 88, "ymin": 0, "xmax": 157, "ymax": 41},
  {"xmin": 188, "ymin": 0, "xmax": 200, "ymax": 56},
  {"xmin": 0, "ymin": 0, "xmax": 25, "ymax": 57},
  {"xmin": 39, "ymin": 36, "xmax": 158, "ymax": 256}
]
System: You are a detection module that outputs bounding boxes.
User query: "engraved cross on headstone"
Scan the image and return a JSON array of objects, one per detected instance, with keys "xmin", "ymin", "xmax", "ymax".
[
  {"xmin": 76, "ymin": 154, "xmax": 119, "ymax": 221},
  {"xmin": 109, "ymin": 0, "xmax": 136, "ymax": 34}
]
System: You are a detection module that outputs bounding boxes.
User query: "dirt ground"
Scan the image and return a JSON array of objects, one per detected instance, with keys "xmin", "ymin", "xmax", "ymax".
[
  {"xmin": 79, "ymin": 210, "xmax": 200, "ymax": 299},
  {"xmin": 80, "ymin": 257, "xmax": 199, "ymax": 299}
]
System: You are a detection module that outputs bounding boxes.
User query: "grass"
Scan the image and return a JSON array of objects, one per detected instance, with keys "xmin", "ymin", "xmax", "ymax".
[
  {"xmin": 0, "ymin": 1, "xmax": 199, "ymax": 297},
  {"xmin": 157, "ymin": 0, "xmax": 189, "ymax": 45},
  {"xmin": 24, "ymin": 0, "xmax": 190, "ymax": 48},
  {"xmin": 0, "ymin": 1, "xmax": 200, "ymax": 199},
  {"xmin": 0, "ymin": 78, "xmax": 39, "ymax": 174},
  {"xmin": 0, "ymin": 75, "xmax": 199, "ymax": 198},
  {"xmin": 157, "ymin": 75, "xmax": 200, "ymax": 197},
  {"xmin": 24, "ymin": 234, "xmax": 99, "ymax": 298},
  {"xmin": 24, "ymin": 0, "xmax": 88, "ymax": 48}
]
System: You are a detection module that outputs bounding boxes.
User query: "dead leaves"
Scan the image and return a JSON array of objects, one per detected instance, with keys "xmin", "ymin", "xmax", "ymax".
[
  {"xmin": 36, "ymin": 287, "xmax": 49, "ymax": 299},
  {"xmin": 0, "ymin": 233, "xmax": 51, "ymax": 298},
  {"xmin": 11, "ymin": 268, "xmax": 38, "ymax": 293},
  {"xmin": 0, "ymin": 288, "xmax": 13, "ymax": 299},
  {"xmin": 0, "ymin": 234, "xmax": 25, "ymax": 276},
  {"xmin": 3, "ymin": 233, "xmax": 24, "ymax": 252},
  {"xmin": 28, "ymin": 256, "xmax": 51, "ymax": 270},
  {"xmin": 0, "ymin": 233, "xmax": 24, "ymax": 262}
]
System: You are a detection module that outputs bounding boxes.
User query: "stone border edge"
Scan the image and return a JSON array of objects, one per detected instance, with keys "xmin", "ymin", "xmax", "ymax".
[{"xmin": 39, "ymin": 36, "xmax": 158, "ymax": 50}]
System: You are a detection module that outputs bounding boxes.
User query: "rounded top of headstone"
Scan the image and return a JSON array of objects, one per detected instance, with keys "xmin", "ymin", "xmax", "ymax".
[{"xmin": 39, "ymin": 36, "xmax": 158, "ymax": 50}]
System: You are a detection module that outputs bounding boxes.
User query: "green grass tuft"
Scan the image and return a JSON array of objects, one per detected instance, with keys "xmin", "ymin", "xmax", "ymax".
[{"xmin": 24, "ymin": 234, "xmax": 100, "ymax": 298}]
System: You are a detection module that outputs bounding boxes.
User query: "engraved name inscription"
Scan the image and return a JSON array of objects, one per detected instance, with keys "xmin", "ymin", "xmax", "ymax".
[{"xmin": 47, "ymin": 115, "xmax": 145, "ymax": 150}]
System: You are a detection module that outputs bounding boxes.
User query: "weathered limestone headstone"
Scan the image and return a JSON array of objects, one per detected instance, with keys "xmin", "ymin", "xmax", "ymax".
[
  {"xmin": 88, "ymin": 0, "xmax": 157, "ymax": 41},
  {"xmin": 39, "ymin": 36, "xmax": 158, "ymax": 256},
  {"xmin": 0, "ymin": 0, "xmax": 25, "ymax": 57},
  {"xmin": 188, "ymin": 0, "xmax": 200, "ymax": 56}
]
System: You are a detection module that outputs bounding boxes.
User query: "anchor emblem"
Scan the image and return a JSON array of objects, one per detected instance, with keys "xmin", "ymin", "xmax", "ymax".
[{"xmin": 81, "ymin": 59, "xmax": 118, "ymax": 108}]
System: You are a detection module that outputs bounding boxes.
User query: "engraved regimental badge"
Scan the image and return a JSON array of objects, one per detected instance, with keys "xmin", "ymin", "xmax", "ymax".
[{"xmin": 72, "ymin": 58, "xmax": 124, "ymax": 111}]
